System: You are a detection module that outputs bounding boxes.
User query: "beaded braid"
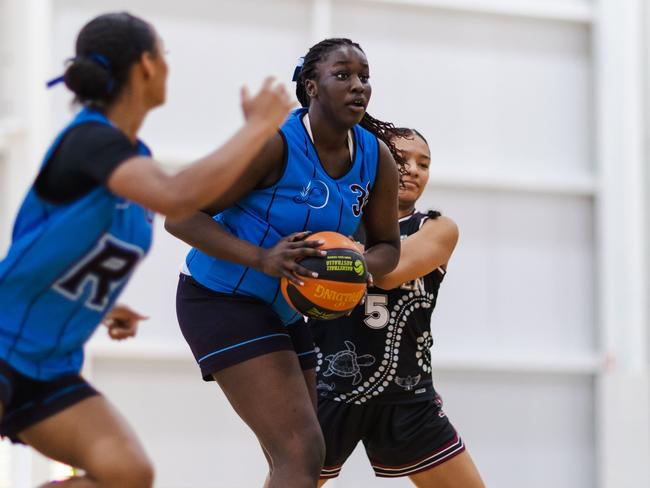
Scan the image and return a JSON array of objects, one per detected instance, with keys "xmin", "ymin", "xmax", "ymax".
[{"xmin": 294, "ymin": 38, "xmax": 409, "ymax": 174}]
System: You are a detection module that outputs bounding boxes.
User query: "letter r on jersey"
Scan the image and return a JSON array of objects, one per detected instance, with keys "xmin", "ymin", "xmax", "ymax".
[{"xmin": 53, "ymin": 235, "xmax": 143, "ymax": 311}]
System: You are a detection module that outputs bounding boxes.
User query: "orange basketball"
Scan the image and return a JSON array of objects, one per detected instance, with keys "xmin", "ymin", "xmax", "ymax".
[{"xmin": 281, "ymin": 231, "xmax": 367, "ymax": 320}]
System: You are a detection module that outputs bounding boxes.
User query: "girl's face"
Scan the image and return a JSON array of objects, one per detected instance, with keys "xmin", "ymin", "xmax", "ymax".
[
  {"xmin": 305, "ymin": 45, "xmax": 371, "ymax": 128},
  {"xmin": 143, "ymin": 32, "xmax": 168, "ymax": 108},
  {"xmin": 396, "ymin": 133, "xmax": 430, "ymax": 206}
]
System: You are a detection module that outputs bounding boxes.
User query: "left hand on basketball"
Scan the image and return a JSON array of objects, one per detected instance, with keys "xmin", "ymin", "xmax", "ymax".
[{"xmin": 102, "ymin": 304, "xmax": 149, "ymax": 341}]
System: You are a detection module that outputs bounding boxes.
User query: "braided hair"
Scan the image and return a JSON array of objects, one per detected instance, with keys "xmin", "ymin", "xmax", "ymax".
[{"xmin": 294, "ymin": 38, "xmax": 410, "ymax": 173}]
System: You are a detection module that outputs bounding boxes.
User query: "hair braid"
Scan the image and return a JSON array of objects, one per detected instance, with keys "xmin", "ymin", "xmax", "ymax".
[{"xmin": 295, "ymin": 38, "xmax": 409, "ymax": 174}]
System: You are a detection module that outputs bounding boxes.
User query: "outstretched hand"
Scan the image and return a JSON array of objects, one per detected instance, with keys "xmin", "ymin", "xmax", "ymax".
[
  {"xmin": 258, "ymin": 231, "xmax": 327, "ymax": 287},
  {"xmin": 241, "ymin": 77, "xmax": 295, "ymax": 132},
  {"xmin": 102, "ymin": 303, "xmax": 149, "ymax": 341}
]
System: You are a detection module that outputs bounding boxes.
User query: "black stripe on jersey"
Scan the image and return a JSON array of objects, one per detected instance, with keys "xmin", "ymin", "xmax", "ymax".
[
  {"xmin": 37, "ymin": 298, "xmax": 86, "ymax": 377},
  {"xmin": 270, "ymin": 282, "xmax": 282, "ymax": 306},
  {"xmin": 7, "ymin": 211, "xmax": 114, "ymax": 363},
  {"xmin": 232, "ymin": 222, "xmax": 272, "ymax": 294},
  {"xmin": 301, "ymin": 210, "xmax": 312, "ymax": 232},
  {"xmin": 0, "ymin": 202, "xmax": 51, "ymax": 285},
  {"xmin": 264, "ymin": 187, "xmax": 279, "ymax": 221},
  {"xmin": 232, "ymin": 186, "xmax": 279, "ymax": 293},
  {"xmin": 334, "ymin": 182, "xmax": 344, "ymax": 233}
]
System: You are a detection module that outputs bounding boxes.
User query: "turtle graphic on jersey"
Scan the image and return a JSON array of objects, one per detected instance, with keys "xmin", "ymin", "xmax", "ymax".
[{"xmin": 322, "ymin": 341, "xmax": 375, "ymax": 385}]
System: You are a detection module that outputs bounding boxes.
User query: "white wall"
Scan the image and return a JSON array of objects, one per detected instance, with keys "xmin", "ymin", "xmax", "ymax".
[{"xmin": 1, "ymin": 0, "xmax": 648, "ymax": 487}]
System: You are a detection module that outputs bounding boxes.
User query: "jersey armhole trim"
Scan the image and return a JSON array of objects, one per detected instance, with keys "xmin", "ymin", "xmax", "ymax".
[
  {"xmin": 255, "ymin": 130, "xmax": 289, "ymax": 191},
  {"xmin": 371, "ymin": 135, "xmax": 380, "ymax": 191}
]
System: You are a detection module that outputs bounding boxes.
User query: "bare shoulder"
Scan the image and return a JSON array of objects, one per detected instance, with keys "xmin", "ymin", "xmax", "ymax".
[
  {"xmin": 249, "ymin": 131, "xmax": 286, "ymax": 188},
  {"xmin": 374, "ymin": 138, "xmax": 399, "ymax": 184},
  {"xmin": 376, "ymin": 138, "xmax": 393, "ymax": 163},
  {"xmin": 255, "ymin": 131, "xmax": 285, "ymax": 166}
]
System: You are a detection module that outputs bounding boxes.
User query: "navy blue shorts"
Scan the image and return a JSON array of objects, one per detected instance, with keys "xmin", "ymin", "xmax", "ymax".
[
  {"xmin": 319, "ymin": 392, "xmax": 465, "ymax": 479},
  {"xmin": 0, "ymin": 359, "xmax": 99, "ymax": 443},
  {"xmin": 176, "ymin": 274, "xmax": 317, "ymax": 380}
]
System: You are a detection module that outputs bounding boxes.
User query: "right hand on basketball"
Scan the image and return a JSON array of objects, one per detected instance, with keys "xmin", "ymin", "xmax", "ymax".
[
  {"xmin": 257, "ymin": 231, "xmax": 327, "ymax": 286},
  {"xmin": 241, "ymin": 77, "xmax": 295, "ymax": 133}
]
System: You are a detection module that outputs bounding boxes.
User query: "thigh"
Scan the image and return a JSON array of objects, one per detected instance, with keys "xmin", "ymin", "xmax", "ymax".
[
  {"xmin": 0, "ymin": 368, "xmax": 97, "ymax": 444},
  {"xmin": 303, "ymin": 368, "xmax": 317, "ymax": 410},
  {"xmin": 409, "ymin": 450, "xmax": 484, "ymax": 488},
  {"xmin": 176, "ymin": 275, "xmax": 296, "ymax": 380},
  {"xmin": 287, "ymin": 320, "xmax": 317, "ymax": 372},
  {"xmin": 213, "ymin": 350, "xmax": 321, "ymax": 454},
  {"xmin": 19, "ymin": 395, "xmax": 148, "ymax": 474}
]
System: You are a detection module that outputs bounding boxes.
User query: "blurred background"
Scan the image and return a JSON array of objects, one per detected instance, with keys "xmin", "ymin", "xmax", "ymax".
[{"xmin": 0, "ymin": 0, "xmax": 648, "ymax": 487}]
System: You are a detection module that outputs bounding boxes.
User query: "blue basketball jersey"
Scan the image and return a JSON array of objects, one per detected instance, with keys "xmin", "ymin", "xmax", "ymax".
[
  {"xmin": 0, "ymin": 109, "xmax": 153, "ymax": 380},
  {"xmin": 186, "ymin": 108, "xmax": 379, "ymax": 324}
]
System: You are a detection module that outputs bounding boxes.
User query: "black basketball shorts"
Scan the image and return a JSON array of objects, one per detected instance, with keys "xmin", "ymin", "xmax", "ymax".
[
  {"xmin": 176, "ymin": 274, "xmax": 317, "ymax": 380},
  {"xmin": 0, "ymin": 359, "xmax": 99, "ymax": 443},
  {"xmin": 319, "ymin": 392, "xmax": 465, "ymax": 478}
]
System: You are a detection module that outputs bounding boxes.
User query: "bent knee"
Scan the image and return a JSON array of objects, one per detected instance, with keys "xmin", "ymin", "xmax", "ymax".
[
  {"xmin": 88, "ymin": 442, "xmax": 154, "ymax": 488},
  {"xmin": 271, "ymin": 426, "xmax": 325, "ymax": 474}
]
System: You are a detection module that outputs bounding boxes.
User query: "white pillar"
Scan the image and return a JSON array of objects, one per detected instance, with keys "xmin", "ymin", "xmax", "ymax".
[
  {"xmin": 4, "ymin": 0, "xmax": 53, "ymax": 215},
  {"xmin": 593, "ymin": 0, "xmax": 650, "ymax": 486},
  {"xmin": 311, "ymin": 0, "xmax": 332, "ymax": 43},
  {"xmin": 2, "ymin": 1, "xmax": 53, "ymax": 486}
]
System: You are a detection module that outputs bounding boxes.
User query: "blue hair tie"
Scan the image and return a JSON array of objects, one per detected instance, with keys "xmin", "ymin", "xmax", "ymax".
[
  {"xmin": 292, "ymin": 57, "xmax": 305, "ymax": 82},
  {"xmin": 88, "ymin": 52, "xmax": 111, "ymax": 70},
  {"xmin": 46, "ymin": 52, "xmax": 113, "ymax": 92}
]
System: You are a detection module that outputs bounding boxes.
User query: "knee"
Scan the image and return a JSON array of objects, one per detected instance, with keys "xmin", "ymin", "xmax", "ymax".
[
  {"xmin": 273, "ymin": 425, "xmax": 325, "ymax": 476},
  {"xmin": 92, "ymin": 444, "xmax": 154, "ymax": 488},
  {"xmin": 122, "ymin": 455, "xmax": 154, "ymax": 488}
]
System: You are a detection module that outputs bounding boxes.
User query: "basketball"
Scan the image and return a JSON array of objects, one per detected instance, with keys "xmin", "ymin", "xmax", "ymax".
[{"xmin": 281, "ymin": 231, "xmax": 368, "ymax": 320}]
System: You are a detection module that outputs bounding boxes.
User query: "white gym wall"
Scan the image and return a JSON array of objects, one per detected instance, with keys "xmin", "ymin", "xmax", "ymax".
[{"xmin": 0, "ymin": 0, "xmax": 648, "ymax": 487}]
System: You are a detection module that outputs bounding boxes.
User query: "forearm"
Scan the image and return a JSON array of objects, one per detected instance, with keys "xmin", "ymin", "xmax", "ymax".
[
  {"xmin": 364, "ymin": 241, "xmax": 400, "ymax": 279},
  {"xmin": 373, "ymin": 218, "xmax": 459, "ymax": 290},
  {"xmin": 169, "ymin": 121, "xmax": 273, "ymax": 212},
  {"xmin": 165, "ymin": 213, "xmax": 263, "ymax": 270}
]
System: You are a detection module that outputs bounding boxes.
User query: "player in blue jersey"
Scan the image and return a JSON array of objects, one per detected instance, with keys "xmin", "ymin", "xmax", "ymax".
[
  {"xmin": 165, "ymin": 38, "xmax": 404, "ymax": 487},
  {"xmin": 0, "ymin": 12, "xmax": 293, "ymax": 488},
  {"xmin": 314, "ymin": 129, "xmax": 485, "ymax": 488}
]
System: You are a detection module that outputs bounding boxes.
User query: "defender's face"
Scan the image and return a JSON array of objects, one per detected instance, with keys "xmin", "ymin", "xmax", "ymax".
[
  {"xmin": 145, "ymin": 32, "xmax": 168, "ymax": 108},
  {"xmin": 397, "ymin": 134, "xmax": 430, "ymax": 206}
]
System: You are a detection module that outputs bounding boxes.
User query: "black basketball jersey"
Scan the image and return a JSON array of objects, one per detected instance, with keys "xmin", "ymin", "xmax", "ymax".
[{"xmin": 312, "ymin": 210, "xmax": 445, "ymax": 404}]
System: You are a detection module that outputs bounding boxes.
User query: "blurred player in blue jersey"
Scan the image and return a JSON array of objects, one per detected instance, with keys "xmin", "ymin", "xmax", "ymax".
[
  {"xmin": 313, "ymin": 130, "xmax": 485, "ymax": 488},
  {"xmin": 0, "ymin": 12, "xmax": 293, "ymax": 488},
  {"xmin": 166, "ymin": 39, "xmax": 404, "ymax": 487}
]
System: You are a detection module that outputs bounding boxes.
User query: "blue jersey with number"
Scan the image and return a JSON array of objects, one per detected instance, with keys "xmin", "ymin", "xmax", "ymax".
[
  {"xmin": 186, "ymin": 108, "xmax": 379, "ymax": 324},
  {"xmin": 0, "ymin": 109, "xmax": 153, "ymax": 380}
]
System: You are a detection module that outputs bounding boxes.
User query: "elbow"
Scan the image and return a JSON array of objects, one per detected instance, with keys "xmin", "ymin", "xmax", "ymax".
[
  {"xmin": 372, "ymin": 276, "xmax": 392, "ymax": 290},
  {"xmin": 386, "ymin": 242, "xmax": 400, "ymax": 273},
  {"xmin": 159, "ymin": 194, "xmax": 199, "ymax": 221},
  {"xmin": 368, "ymin": 244, "xmax": 400, "ymax": 289}
]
